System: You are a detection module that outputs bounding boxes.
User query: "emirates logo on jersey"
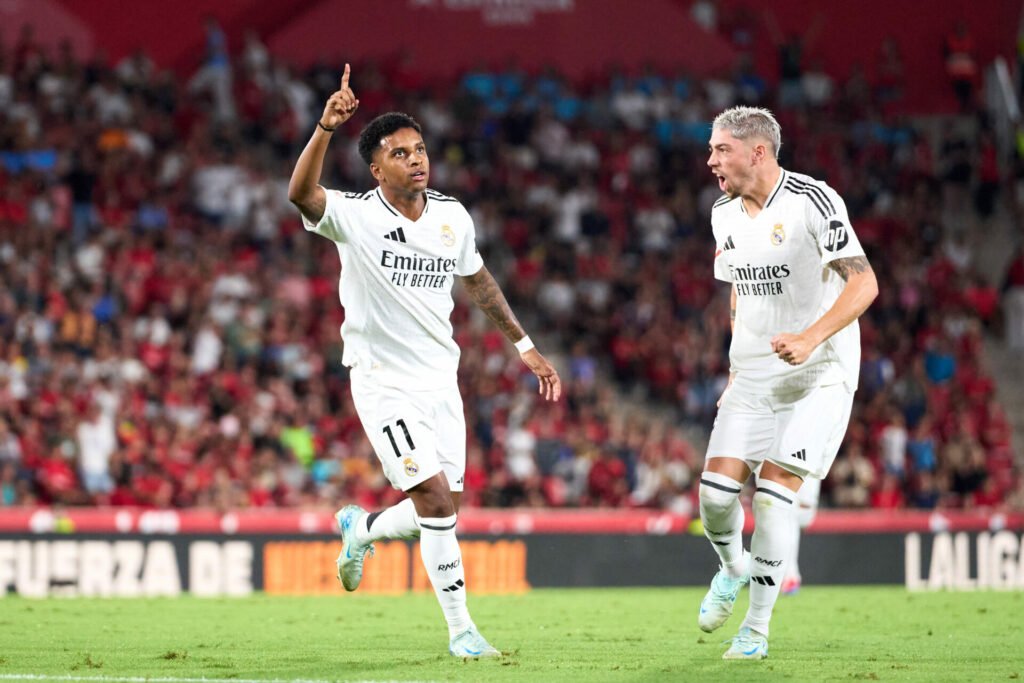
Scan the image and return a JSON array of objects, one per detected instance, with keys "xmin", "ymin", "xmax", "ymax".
[
  {"xmin": 771, "ymin": 223, "xmax": 786, "ymax": 246},
  {"xmin": 440, "ymin": 225, "xmax": 455, "ymax": 247}
]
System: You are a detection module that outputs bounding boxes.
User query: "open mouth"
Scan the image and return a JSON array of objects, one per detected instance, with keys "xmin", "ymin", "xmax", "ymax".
[
  {"xmin": 411, "ymin": 171, "xmax": 426, "ymax": 181},
  {"xmin": 716, "ymin": 174, "xmax": 726, "ymax": 192}
]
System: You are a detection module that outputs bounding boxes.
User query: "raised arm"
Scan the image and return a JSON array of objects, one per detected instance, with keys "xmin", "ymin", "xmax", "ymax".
[
  {"xmin": 772, "ymin": 255, "xmax": 878, "ymax": 365},
  {"xmin": 460, "ymin": 265, "xmax": 561, "ymax": 401},
  {"xmin": 288, "ymin": 63, "xmax": 359, "ymax": 223}
]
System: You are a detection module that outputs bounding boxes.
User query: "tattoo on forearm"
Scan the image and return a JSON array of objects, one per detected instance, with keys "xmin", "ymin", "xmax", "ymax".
[
  {"xmin": 828, "ymin": 256, "xmax": 872, "ymax": 281},
  {"xmin": 730, "ymin": 307, "xmax": 736, "ymax": 322},
  {"xmin": 461, "ymin": 267, "xmax": 525, "ymax": 341}
]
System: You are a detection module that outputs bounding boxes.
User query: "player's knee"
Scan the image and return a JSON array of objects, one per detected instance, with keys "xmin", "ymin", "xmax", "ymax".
[
  {"xmin": 699, "ymin": 485, "xmax": 737, "ymax": 515},
  {"xmin": 752, "ymin": 479, "xmax": 796, "ymax": 516},
  {"xmin": 409, "ymin": 476, "xmax": 455, "ymax": 518},
  {"xmin": 698, "ymin": 472, "xmax": 743, "ymax": 516}
]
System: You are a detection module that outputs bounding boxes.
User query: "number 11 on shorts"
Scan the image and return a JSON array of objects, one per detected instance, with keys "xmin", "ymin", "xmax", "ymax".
[{"xmin": 383, "ymin": 418, "xmax": 415, "ymax": 457}]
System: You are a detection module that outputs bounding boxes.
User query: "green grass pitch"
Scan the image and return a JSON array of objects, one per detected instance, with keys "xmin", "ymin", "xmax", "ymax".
[{"xmin": 0, "ymin": 587, "xmax": 1021, "ymax": 682}]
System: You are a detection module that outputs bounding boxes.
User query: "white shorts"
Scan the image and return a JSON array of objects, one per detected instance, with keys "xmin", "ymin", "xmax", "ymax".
[
  {"xmin": 706, "ymin": 382, "xmax": 854, "ymax": 480},
  {"xmin": 349, "ymin": 372, "xmax": 466, "ymax": 492}
]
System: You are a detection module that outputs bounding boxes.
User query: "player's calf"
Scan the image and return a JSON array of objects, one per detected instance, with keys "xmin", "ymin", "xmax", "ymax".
[{"xmin": 741, "ymin": 479, "xmax": 797, "ymax": 637}]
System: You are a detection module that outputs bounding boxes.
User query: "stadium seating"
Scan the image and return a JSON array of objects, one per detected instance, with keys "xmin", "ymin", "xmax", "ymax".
[{"xmin": 0, "ymin": 26, "xmax": 1016, "ymax": 512}]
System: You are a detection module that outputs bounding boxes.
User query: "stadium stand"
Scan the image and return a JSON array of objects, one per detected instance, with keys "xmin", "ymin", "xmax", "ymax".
[{"xmin": 0, "ymin": 10, "xmax": 1019, "ymax": 515}]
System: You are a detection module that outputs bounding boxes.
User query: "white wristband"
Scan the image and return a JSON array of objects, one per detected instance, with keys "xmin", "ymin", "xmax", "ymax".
[{"xmin": 514, "ymin": 335, "xmax": 535, "ymax": 354}]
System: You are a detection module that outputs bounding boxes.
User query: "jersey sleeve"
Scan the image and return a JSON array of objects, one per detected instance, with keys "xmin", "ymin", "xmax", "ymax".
[
  {"xmin": 711, "ymin": 215, "xmax": 733, "ymax": 282},
  {"xmin": 810, "ymin": 184, "xmax": 865, "ymax": 266},
  {"xmin": 301, "ymin": 188, "xmax": 355, "ymax": 243},
  {"xmin": 454, "ymin": 205, "xmax": 485, "ymax": 276}
]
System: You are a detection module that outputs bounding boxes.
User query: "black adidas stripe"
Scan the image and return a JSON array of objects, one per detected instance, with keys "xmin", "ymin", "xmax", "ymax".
[
  {"xmin": 713, "ymin": 195, "xmax": 735, "ymax": 208},
  {"xmin": 700, "ymin": 477, "xmax": 742, "ymax": 494},
  {"xmin": 764, "ymin": 170, "xmax": 786, "ymax": 209},
  {"xmin": 786, "ymin": 177, "xmax": 835, "ymax": 214},
  {"xmin": 786, "ymin": 184, "xmax": 827, "ymax": 219},
  {"xmin": 377, "ymin": 191, "xmax": 398, "ymax": 216},
  {"xmin": 420, "ymin": 520, "xmax": 457, "ymax": 531},
  {"xmin": 755, "ymin": 486, "xmax": 794, "ymax": 504}
]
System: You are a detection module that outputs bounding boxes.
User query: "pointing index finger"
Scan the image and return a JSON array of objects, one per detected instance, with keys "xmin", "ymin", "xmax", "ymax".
[{"xmin": 341, "ymin": 63, "xmax": 350, "ymax": 89}]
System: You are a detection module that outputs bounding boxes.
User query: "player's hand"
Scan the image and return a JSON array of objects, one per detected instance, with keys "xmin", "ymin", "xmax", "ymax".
[
  {"xmin": 717, "ymin": 375, "xmax": 734, "ymax": 407},
  {"xmin": 320, "ymin": 63, "xmax": 359, "ymax": 129},
  {"xmin": 771, "ymin": 333, "xmax": 816, "ymax": 365},
  {"xmin": 520, "ymin": 348, "xmax": 561, "ymax": 401}
]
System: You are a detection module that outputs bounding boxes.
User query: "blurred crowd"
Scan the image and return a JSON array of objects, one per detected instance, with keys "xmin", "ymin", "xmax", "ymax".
[{"xmin": 0, "ymin": 20, "xmax": 1020, "ymax": 513}]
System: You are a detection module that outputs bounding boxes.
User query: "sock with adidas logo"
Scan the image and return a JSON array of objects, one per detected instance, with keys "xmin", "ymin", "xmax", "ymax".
[
  {"xmin": 419, "ymin": 514, "xmax": 473, "ymax": 638},
  {"xmin": 742, "ymin": 477, "xmax": 797, "ymax": 637}
]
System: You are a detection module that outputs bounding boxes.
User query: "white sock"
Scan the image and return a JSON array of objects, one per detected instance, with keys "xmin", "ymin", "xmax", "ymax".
[
  {"xmin": 786, "ymin": 505, "xmax": 811, "ymax": 581},
  {"xmin": 787, "ymin": 521, "xmax": 803, "ymax": 582},
  {"xmin": 356, "ymin": 498, "xmax": 420, "ymax": 543},
  {"xmin": 742, "ymin": 478, "xmax": 797, "ymax": 637},
  {"xmin": 419, "ymin": 514, "xmax": 473, "ymax": 638},
  {"xmin": 699, "ymin": 471, "xmax": 748, "ymax": 578}
]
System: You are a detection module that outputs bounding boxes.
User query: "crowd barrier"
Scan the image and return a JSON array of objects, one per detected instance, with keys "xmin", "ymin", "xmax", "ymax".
[{"xmin": 0, "ymin": 508, "xmax": 1021, "ymax": 597}]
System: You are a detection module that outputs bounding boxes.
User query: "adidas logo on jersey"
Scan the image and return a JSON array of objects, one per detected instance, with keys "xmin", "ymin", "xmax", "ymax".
[
  {"xmin": 384, "ymin": 227, "xmax": 407, "ymax": 243},
  {"xmin": 790, "ymin": 449, "xmax": 806, "ymax": 461},
  {"xmin": 722, "ymin": 235, "xmax": 736, "ymax": 250}
]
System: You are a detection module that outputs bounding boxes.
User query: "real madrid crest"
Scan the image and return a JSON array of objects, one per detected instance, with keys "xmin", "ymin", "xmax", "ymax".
[
  {"xmin": 403, "ymin": 457, "xmax": 419, "ymax": 477},
  {"xmin": 770, "ymin": 223, "xmax": 785, "ymax": 246},
  {"xmin": 440, "ymin": 225, "xmax": 455, "ymax": 247}
]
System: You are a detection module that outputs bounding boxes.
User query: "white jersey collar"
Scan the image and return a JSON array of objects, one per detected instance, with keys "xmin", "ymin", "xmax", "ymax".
[{"xmin": 375, "ymin": 187, "xmax": 429, "ymax": 220}]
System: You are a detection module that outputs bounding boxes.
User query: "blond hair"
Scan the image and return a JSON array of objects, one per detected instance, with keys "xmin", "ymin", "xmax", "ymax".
[{"xmin": 712, "ymin": 106, "xmax": 782, "ymax": 159}]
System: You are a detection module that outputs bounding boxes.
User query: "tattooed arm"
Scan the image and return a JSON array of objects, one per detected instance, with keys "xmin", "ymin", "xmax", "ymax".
[
  {"xmin": 459, "ymin": 265, "xmax": 527, "ymax": 342},
  {"xmin": 460, "ymin": 266, "xmax": 561, "ymax": 400},
  {"xmin": 771, "ymin": 255, "xmax": 878, "ymax": 366}
]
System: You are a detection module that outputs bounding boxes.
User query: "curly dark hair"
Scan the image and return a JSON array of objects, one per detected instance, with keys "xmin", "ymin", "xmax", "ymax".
[{"xmin": 357, "ymin": 112, "xmax": 422, "ymax": 166}]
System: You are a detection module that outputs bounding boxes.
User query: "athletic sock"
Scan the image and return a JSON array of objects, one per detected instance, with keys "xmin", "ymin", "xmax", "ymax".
[
  {"xmin": 743, "ymin": 478, "xmax": 798, "ymax": 637},
  {"xmin": 790, "ymin": 501, "xmax": 816, "ymax": 581},
  {"xmin": 418, "ymin": 514, "xmax": 473, "ymax": 638},
  {"xmin": 699, "ymin": 471, "xmax": 747, "ymax": 578},
  {"xmin": 787, "ymin": 520, "xmax": 803, "ymax": 582},
  {"xmin": 356, "ymin": 498, "xmax": 420, "ymax": 543}
]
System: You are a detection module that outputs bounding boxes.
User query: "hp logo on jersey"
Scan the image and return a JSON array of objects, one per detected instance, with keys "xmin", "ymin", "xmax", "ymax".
[{"xmin": 823, "ymin": 220, "xmax": 849, "ymax": 252}]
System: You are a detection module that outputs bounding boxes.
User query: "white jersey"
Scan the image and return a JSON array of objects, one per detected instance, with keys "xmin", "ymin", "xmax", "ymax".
[
  {"xmin": 712, "ymin": 168, "xmax": 865, "ymax": 394},
  {"xmin": 303, "ymin": 186, "xmax": 484, "ymax": 390}
]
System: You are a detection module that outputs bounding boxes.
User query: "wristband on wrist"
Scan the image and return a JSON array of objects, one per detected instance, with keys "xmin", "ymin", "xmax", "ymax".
[
  {"xmin": 514, "ymin": 335, "xmax": 535, "ymax": 354},
  {"xmin": 317, "ymin": 121, "xmax": 336, "ymax": 132}
]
